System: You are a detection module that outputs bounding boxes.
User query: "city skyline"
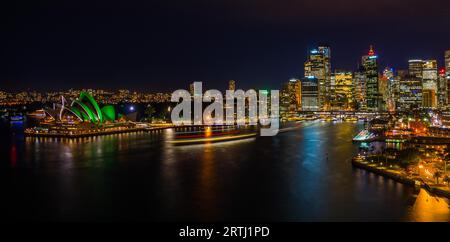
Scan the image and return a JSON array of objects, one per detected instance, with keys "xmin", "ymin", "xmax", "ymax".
[
  {"xmin": 3, "ymin": 45, "xmax": 449, "ymax": 115},
  {"xmin": 2, "ymin": 0, "xmax": 450, "ymax": 92},
  {"xmin": 1, "ymin": 46, "xmax": 449, "ymax": 92}
]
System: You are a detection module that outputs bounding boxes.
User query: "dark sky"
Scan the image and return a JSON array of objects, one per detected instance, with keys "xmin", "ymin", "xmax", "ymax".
[{"xmin": 2, "ymin": 0, "xmax": 450, "ymax": 92}]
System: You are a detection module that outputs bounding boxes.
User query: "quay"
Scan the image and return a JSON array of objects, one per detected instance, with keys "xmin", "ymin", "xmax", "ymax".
[{"xmin": 351, "ymin": 157, "xmax": 450, "ymax": 199}]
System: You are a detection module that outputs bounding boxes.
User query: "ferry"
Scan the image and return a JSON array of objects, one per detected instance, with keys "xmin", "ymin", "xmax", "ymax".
[
  {"xmin": 352, "ymin": 129, "xmax": 378, "ymax": 142},
  {"xmin": 10, "ymin": 115, "xmax": 24, "ymax": 122},
  {"xmin": 169, "ymin": 126, "xmax": 257, "ymax": 145},
  {"xmin": 344, "ymin": 116, "xmax": 358, "ymax": 122},
  {"xmin": 27, "ymin": 109, "xmax": 47, "ymax": 119}
]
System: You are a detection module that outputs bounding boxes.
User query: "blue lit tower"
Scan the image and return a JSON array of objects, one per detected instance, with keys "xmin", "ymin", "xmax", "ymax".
[{"xmin": 304, "ymin": 45, "xmax": 331, "ymax": 110}]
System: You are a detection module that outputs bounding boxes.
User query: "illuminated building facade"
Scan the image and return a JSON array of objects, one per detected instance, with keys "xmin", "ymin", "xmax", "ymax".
[
  {"xmin": 398, "ymin": 74, "xmax": 422, "ymax": 110},
  {"xmin": 422, "ymin": 89, "xmax": 436, "ymax": 108},
  {"xmin": 331, "ymin": 71, "xmax": 354, "ymax": 110},
  {"xmin": 281, "ymin": 79, "xmax": 302, "ymax": 116},
  {"xmin": 445, "ymin": 50, "xmax": 450, "ymax": 78},
  {"xmin": 301, "ymin": 76, "xmax": 319, "ymax": 111},
  {"xmin": 229, "ymin": 80, "xmax": 236, "ymax": 91},
  {"xmin": 408, "ymin": 59, "xmax": 423, "ymax": 78},
  {"xmin": 304, "ymin": 45, "xmax": 331, "ymax": 110},
  {"xmin": 189, "ymin": 83, "xmax": 194, "ymax": 96},
  {"xmin": 378, "ymin": 67, "xmax": 391, "ymax": 111},
  {"xmin": 422, "ymin": 60, "xmax": 438, "ymax": 108},
  {"xmin": 362, "ymin": 45, "xmax": 379, "ymax": 111},
  {"xmin": 438, "ymin": 68, "xmax": 447, "ymax": 108},
  {"xmin": 353, "ymin": 68, "xmax": 366, "ymax": 111},
  {"xmin": 445, "ymin": 50, "xmax": 450, "ymax": 106},
  {"xmin": 382, "ymin": 67, "xmax": 397, "ymax": 111}
]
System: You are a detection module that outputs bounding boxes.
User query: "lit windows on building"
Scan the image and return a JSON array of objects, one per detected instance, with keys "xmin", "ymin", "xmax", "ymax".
[
  {"xmin": 362, "ymin": 45, "xmax": 379, "ymax": 111},
  {"xmin": 301, "ymin": 76, "xmax": 319, "ymax": 111},
  {"xmin": 408, "ymin": 59, "xmax": 423, "ymax": 78},
  {"xmin": 353, "ymin": 69, "xmax": 366, "ymax": 111},
  {"xmin": 330, "ymin": 71, "xmax": 354, "ymax": 110},
  {"xmin": 438, "ymin": 68, "xmax": 447, "ymax": 108},
  {"xmin": 304, "ymin": 45, "xmax": 331, "ymax": 110},
  {"xmin": 422, "ymin": 60, "xmax": 438, "ymax": 108},
  {"xmin": 398, "ymin": 74, "xmax": 422, "ymax": 110},
  {"xmin": 445, "ymin": 50, "xmax": 450, "ymax": 78},
  {"xmin": 280, "ymin": 79, "xmax": 302, "ymax": 117},
  {"xmin": 228, "ymin": 80, "xmax": 236, "ymax": 91},
  {"xmin": 422, "ymin": 89, "xmax": 436, "ymax": 108}
]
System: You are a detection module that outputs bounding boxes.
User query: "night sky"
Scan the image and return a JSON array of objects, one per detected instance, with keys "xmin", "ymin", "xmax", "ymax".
[{"xmin": 2, "ymin": 0, "xmax": 450, "ymax": 92}]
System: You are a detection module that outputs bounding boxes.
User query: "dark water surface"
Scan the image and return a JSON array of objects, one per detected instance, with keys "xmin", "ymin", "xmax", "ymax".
[{"xmin": 1, "ymin": 121, "xmax": 449, "ymax": 221}]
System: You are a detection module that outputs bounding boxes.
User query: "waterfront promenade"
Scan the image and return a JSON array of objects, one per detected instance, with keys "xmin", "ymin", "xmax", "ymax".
[{"xmin": 352, "ymin": 157, "xmax": 450, "ymax": 199}]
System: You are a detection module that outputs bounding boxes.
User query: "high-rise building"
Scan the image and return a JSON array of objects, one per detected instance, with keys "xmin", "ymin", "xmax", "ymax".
[
  {"xmin": 445, "ymin": 50, "xmax": 450, "ymax": 78},
  {"xmin": 445, "ymin": 51, "xmax": 450, "ymax": 106},
  {"xmin": 398, "ymin": 73, "xmax": 422, "ymax": 110},
  {"xmin": 280, "ymin": 79, "xmax": 302, "ymax": 117},
  {"xmin": 189, "ymin": 83, "xmax": 194, "ymax": 96},
  {"xmin": 301, "ymin": 76, "xmax": 319, "ymax": 111},
  {"xmin": 228, "ymin": 80, "xmax": 236, "ymax": 91},
  {"xmin": 438, "ymin": 68, "xmax": 447, "ymax": 108},
  {"xmin": 362, "ymin": 45, "xmax": 379, "ymax": 111},
  {"xmin": 408, "ymin": 59, "xmax": 423, "ymax": 78},
  {"xmin": 293, "ymin": 79, "xmax": 302, "ymax": 110},
  {"xmin": 422, "ymin": 90, "xmax": 436, "ymax": 108},
  {"xmin": 378, "ymin": 67, "xmax": 391, "ymax": 111},
  {"xmin": 392, "ymin": 76, "xmax": 401, "ymax": 110},
  {"xmin": 331, "ymin": 71, "xmax": 354, "ymax": 110},
  {"xmin": 422, "ymin": 60, "xmax": 438, "ymax": 108},
  {"xmin": 304, "ymin": 45, "xmax": 331, "ymax": 110},
  {"xmin": 353, "ymin": 68, "xmax": 366, "ymax": 111},
  {"xmin": 381, "ymin": 67, "xmax": 396, "ymax": 111}
]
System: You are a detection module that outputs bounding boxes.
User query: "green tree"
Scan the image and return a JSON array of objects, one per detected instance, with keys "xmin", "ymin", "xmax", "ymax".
[
  {"xmin": 144, "ymin": 104, "xmax": 156, "ymax": 122},
  {"xmin": 443, "ymin": 176, "xmax": 450, "ymax": 187},
  {"xmin": 397, "ymin": 148, "xmax": 420, "ymax": 168},
  {"xmin": 433, "ymin": 171, "xmax": 442, "ymax": 185}
]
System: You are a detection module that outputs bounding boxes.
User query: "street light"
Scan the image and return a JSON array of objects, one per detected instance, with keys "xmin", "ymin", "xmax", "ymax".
[{"xmin": 418, "ymin": 164, "xmax": 424, "ymax": 177}]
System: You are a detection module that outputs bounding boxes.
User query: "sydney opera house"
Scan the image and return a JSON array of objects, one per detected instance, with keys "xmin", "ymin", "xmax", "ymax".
[
  {"xmin": 25, "ymin": 92, "xmax": 142, "ymax": 137},
  {"xmin": 44, "ymin": 92, "xmax": 118, "ymax": 124}
]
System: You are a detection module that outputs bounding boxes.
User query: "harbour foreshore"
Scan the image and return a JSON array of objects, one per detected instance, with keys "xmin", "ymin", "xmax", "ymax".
[{"xmin": 351, "ymin": 158, "xmax": 450, "ymax": 199}]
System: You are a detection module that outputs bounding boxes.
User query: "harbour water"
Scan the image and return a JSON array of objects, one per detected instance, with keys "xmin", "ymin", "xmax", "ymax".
[{"xmin": 0, "ymin": 121, "xmax": 449, "ymax": 221}]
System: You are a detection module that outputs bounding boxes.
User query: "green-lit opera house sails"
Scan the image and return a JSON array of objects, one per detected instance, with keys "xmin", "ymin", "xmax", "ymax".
[{"xmin": 61, "ymin": 92, "xmax": 116, "ymax": 123}]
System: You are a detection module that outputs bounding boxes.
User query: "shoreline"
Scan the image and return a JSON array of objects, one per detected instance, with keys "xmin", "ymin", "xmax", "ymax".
[
  {"xmin": 351, "ymin": 158, "xmax": 450, "ymax": 199},
  {"xmin": 24, "ymin": 127, "xmax": 147, "ymax": 138}
]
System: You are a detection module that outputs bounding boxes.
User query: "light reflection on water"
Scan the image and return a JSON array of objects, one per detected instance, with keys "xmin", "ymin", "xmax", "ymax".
[
  {"xmin": 0, "ymin": 122, "xmax": 448, "ymax": 221},
  {"xmin": 409, "ymin": 189, "xmax": 450, "ymax": 222}
]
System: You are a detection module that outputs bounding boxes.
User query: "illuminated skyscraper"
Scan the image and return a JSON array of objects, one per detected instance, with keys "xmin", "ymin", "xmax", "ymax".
[
  {"xmin": 362, "ymin": 45, "xmax": 379, "ymax": 111},
  {"xmin": 438, "ymin": 68, "xmax": 447, "ymax": 108},
  {"xmin": 392, "ymin": 76, "xmax": 401, "ymax": 110},
  {"xmin": 281, "ymin": 79, "xmax": 302, "ymax": 117},
  {"xmin": 422, "ymin": 60, "xmax": 438, "ymax": 108},
  {"xmin": 301, "ymin": 76, "xmax": 319, "ymax": 111},
  {"xmin": 189, "ymin": 83, "xmax": 194, "ymax": 96},
  {"xmin": 228, "ymin": 80, "xmax": 236, "ymax": 91},
  {"xmin": 422, "ymin": 90, "xmax": 436, "ymax": 108},
  {"xmin": 378, "ymin": 69, "xmax": 389, "ymax": 111},
  {"xmin": 398, "ymin": 73, "xmax": 422, "ymax": 110},
  {"xmin": 408, "ymin": 59, "xmax": 423, "ymax": 78},
  {"xmin": 445, "ymin": 51, "xmax": 450, "ymax": 106},
  {"xmin": 353, "ymin": 68, "xmax": 366, "ymax": 111},
  {"xmin": 304, "ymin": 45, "xmax": 331, "ymax": 110},
  {"xmin": 382, "ymin": 67, "xmax": 396, "ymax": 111},
  {"xmin": 293, "ymin": 79, "xmax": 302, "ymax": 110},
  {"xmin": 331, "ymin": 71, "xmax": 354, "ymax": 110},
  {"xmin": 445, "ymin": 50, "xmax": 450, "ymax": 78}
]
